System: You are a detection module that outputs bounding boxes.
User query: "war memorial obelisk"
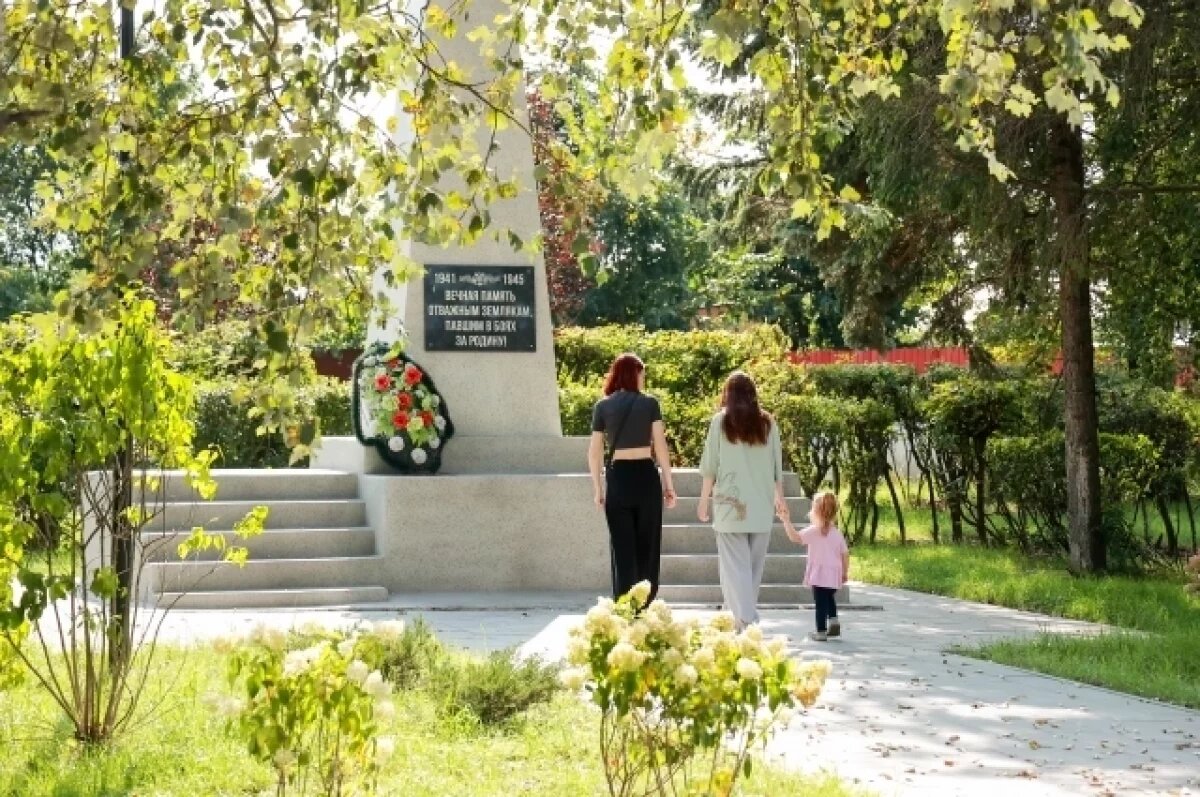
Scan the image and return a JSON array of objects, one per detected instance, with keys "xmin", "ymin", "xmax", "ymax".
[{"xmin": 315, "ymin": 0, "xmax": 610, "ymax": 594}]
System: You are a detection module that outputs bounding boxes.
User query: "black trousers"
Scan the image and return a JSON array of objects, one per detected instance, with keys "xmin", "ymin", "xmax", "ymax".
[
  {"xmin": 604, "ymin": 459, "xmax": 663, "ymax": 603},
  {"xmin": 813, "ymin": 586, "xmax": 839, "ymax": 632}
]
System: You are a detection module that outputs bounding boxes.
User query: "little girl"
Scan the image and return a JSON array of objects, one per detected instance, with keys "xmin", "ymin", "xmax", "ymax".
[{"xmin": 783, "ymin": 491, "xmax": 849, "ymax": 641}]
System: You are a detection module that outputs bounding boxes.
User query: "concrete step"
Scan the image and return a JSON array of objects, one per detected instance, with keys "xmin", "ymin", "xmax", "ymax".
[
  {"xmin": 665, "ymin": 496, "xmax": 809, "ymax": 524},
  {"xmin": 658, "ymin": 583, "xmax": 851, "ymax": 607},
  {"xmin": 142, "ymin": 527, "xmax": 376, "ymax": 562},
  {"xmin": 159, "ymin": 585, "xmax": 389, "ymax": 610},
  {"xmin": 669, "ymin": 469, "xmax": 803, "ymax": 497},
  {"xmin": 661, "ymin": 524, "xmax": 807, "ymax": 554},
  {"xmin": 660, "ymin": 554, "xmax": 806, "ymax": 584},
  {"xmin": 154, "ymin": 469, "xmax": 360, "ymax": 503},
  {"xmin": 153, "ymin": 499, "xmax": 367, "ymax": 532},
  {"xmin": 147, "ymin": 554, "xmax": 384, "ymax": 593}
]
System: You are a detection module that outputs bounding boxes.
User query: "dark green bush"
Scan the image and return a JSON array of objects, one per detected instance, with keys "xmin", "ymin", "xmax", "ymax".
[
  {"xmin": 554, "ymin": 324, "xmax": 788, "ymax": 397},
  {"xmin": 356, "ymin": 618, "xmax": 446, "ymax": 690},
  {"xmin": 194, "ymin": 377, "xmax": 350, "ymax": 467},
  {"xmin": 429, "ymin": 650, "xmax": 561, "ymax": 726},
  {"xmin": 988, "ymin": 432, "xmax": 1158, "ymax": 565},
  {"xmin": 773, "ymin": 394, "xmax": 848, "ymax": 497}
]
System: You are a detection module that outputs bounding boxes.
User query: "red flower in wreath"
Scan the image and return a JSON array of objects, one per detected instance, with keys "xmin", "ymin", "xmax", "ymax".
[
  {"xmin": 404, "ymin": 365, "xmax": 423, "ymax": 386},
  {"xmin": 392, "ymin": 411, "xmax": 410, "ymax": 429},
  {"xmin": 421, "ymin": 411, "xmax": 434, "ymax": 427},
  {"xmin": 396, "ymin": 392, "xmax": 413, "ymax": 411},
  {"xmin": 375, "ymin": 373, "xmax": 393, "ymax": 391},
  {"xmin": 387, "ymin": 358, "xmax": 401, "ymax": 370}
]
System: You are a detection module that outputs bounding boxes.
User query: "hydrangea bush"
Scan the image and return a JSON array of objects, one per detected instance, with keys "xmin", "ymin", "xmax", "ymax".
[
  {"xmin": 561, "ymin": 582, "xmax": 831, "ymax": 796},
  {"xmin": 224, "ymin": 625, "xmax": 401, "ymax": 797},
  {"xmin": 352, "ymin": 342, "xmax": 454, "ymax": 473}
]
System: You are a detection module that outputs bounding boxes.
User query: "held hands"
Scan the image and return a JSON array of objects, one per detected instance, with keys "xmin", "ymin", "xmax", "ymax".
[{"xmin": 697, "ymin": 497, "xmax": 710, "ymax": 523}]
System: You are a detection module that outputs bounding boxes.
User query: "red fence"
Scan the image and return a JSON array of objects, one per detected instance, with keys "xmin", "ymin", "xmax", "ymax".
[{"xmin": 787, "ymin": 347, "xmax": 969, "ymax": 373}]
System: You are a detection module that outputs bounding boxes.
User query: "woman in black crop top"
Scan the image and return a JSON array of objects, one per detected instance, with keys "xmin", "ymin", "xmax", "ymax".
[{"xmin": 588, "ymin": 353, "xmax": 677, "ymax": 603}]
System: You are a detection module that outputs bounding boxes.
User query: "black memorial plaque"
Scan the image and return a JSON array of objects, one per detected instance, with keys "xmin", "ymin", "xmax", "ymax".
[{"xmin": 423, "ymin": 265, "xmax": 537, "ymax": 352}]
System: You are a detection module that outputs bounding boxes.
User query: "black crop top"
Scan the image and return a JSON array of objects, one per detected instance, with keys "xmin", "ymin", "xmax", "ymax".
[{"xmin": 591, "ymin": 392, "xmax": 662, "ymax": 450}]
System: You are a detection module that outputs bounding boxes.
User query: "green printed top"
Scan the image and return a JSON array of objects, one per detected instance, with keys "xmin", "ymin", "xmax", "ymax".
[{"xmin": 698, "ymin": 411, "xmax": 783, "ymax": 534}]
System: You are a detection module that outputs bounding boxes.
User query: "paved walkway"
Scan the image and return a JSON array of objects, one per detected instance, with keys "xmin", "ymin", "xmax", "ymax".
[{"xmin": 140, "ymin": 585, "xmax": 1198, "ymax": 796}]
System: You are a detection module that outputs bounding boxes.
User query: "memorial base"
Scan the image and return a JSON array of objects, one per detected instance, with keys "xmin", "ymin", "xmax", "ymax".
[{"xmin": 311, "ymin": 436, "xmax": 609, "ymax": 592}]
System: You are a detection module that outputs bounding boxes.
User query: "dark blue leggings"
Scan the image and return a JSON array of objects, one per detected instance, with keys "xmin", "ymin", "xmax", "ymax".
[{"xmin": 813, "ymin": 586, "xmax": 839, "ymax": 632}]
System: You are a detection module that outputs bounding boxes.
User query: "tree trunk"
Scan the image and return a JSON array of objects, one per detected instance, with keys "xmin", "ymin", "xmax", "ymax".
[
  {"xmin": 973, "ymin": 437, "xmax": 988, "ymax": 546},
  {"xmin": 1050, "ymin": 120, "xmax": 1106, "ymax": 574},
  {"xmin": 1155, "ymin": 495, "xmax": 1179, "ymax": 556},
  {"xmin": 884, "ymin": 470, "xmax": 906, "ymax": 543}
]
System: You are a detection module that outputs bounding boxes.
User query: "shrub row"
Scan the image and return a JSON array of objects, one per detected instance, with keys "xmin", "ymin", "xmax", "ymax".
[{"xmin": 555, "ymin": 325, "xmax": 1200, "ymax": 562}]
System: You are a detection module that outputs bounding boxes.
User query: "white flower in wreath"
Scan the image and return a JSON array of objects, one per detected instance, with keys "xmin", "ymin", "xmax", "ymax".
[
  {"xmin": 411, "ymin": 448, "xmax": 428, "ymax": 465},
  {"xmin": 434, "ymin": 416, "xmax": 446, "ymax": 431},
  {"xmin": 429, "ymin": 436, "xmax": 440, "ymax": 449},
  {"xmin": 431, "ymin": 395, "xmax": 441, "ymax": 407},
  {"xmin": 387, "ymin": 436, "xmax": 405, "ymax": 452},
  {"xmin": 363, "ymin": 356, "xmax": 378, "ymax": 367}
]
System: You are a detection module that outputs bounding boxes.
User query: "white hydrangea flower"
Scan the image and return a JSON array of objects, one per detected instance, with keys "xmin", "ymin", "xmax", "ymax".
[
  {"xmin": 660, "ymin": 648, "xmax": 683, "ymax": 670},
  {"xmin": 429, "ymin": 436, "xmax": 440, "ymax": 449},
  {"xmin": 363, "ymin": 670, "xmax": 391, "ymax": 700},
  {"xmin": 251, "ymin": 625, "xmax": 287, "ymax": 652},
  {"xmin": 373, "ymin": 619, "xmax": 406, "ymax": 638},
  {"xmin": 346, "ymin": 659, "xmax": 370, "ymax": 685},
  {"xmin": 376, "ymin": 700, "xmax": 397, "ymax": 721},
  {"xmin": 337, "ymin": 639, "xmax": 356, "ymax": 658},
  {"xmin": 559, "ymin": 667, "xmax": 589, "ymax": 691},
  {"xmin": 675, "ymin": 663, "xmax": 699, "ymax": 686},
  {"xmin": 777, "ymin": 706, "xmax": 796, "ymax": 726},
  {"xmin": 693, "ymin": 647, "xmax": 716, "ymax": 672},
  {"xmin": 711, "ymin": 612, "xmax": 736, "ymax": 632},
  {"xmin": 624, "ymin": 621, "xmax": 650, "ymax": 647},
  {"xmin": 283, "ymin": 644, "xmax": 324, "ymax": 677},
  {"xmin": 411, "ymin": 448, "xmax": 428, "ymax": 465},
  {"xmin": 736, "ymin": 657, "xmax": 763, "ymax": 681},
  {"xmin": 766, "ymin": 636, "xmax": 789, "ymax": 657},
  {"xmin": 566, "ymin": 634, "xmax": 591, "ymax": 665},
  {"xmin": 375, "ymin": 736, "xmax": 396, "ymax": 763},
  {"xmin": 606, "ymin": 641, "xmax": 647, "ymax": 672},
  {"xmin": 743, "ymin": 624, "xmax": 764, "ymax": 643},
  {"xmin": 387, "ymin": 436, "xmax": 405, "ymax": 452},
  {"xmin": 434, "ymin": 415, "xmax": 446, "ymax": 430},
  {"xmin": 628, "ymin": 580, "xmax": 652, "ymax": 606}
]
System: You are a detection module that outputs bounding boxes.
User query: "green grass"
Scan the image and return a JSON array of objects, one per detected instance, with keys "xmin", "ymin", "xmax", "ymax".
[
  {"xmin": 0, "ymin": 644, "xmax": 860, "ymax": 797},
  {"xmin": 853, "ymin": 543, "xmax": 1200, "ymax": 708}
]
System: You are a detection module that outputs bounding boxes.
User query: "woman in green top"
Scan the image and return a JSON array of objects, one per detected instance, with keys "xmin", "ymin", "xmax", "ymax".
[{"xmin": 697, "ymin": 371, "xmax": 788, "ymax": 629}]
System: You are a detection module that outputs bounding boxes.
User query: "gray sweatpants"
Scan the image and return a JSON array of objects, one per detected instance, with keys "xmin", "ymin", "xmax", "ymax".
[{"xmin": 715, "ymin": 531, "xmax": 771, "ymax": 629}]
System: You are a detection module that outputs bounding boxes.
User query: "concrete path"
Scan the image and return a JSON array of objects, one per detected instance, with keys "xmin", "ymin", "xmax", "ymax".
[{"xmin": 135, "ymin": 585, "xmax": 1199, "ymax": 796}]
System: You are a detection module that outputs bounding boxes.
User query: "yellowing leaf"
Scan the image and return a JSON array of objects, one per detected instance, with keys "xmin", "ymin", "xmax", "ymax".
[{"xmin": 876, "ymin": 12, "xmax": 892, "ymax": 28}]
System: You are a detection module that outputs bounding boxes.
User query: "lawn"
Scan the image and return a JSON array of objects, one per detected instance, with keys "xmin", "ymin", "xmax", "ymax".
[
  {"xmin": 0, "ymin": 642, "xmax": 859, "ymax": 797},
  {"xmin": 852, "ymin": 543, "xmax": 1200, "ymax": 708}
]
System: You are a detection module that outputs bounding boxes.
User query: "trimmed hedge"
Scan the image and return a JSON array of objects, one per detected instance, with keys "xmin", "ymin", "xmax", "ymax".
[{"xmin": 194, "ymin": 377, "xmax": 351, "ymax": 468}]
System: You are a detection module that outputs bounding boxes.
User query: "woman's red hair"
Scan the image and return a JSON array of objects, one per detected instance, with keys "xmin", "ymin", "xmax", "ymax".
[
  {"xmin": 720, "ymin": 371, "xmax": 770, "ymax": 445},
  {"xmin": 604, "ymin": 353, "xmax": 644, "ymax": 395}
]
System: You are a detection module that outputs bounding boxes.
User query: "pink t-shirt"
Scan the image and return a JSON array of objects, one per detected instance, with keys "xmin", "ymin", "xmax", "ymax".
[{"xmin": 800, "ymin": 524, "xmax": 848, "ymax": 589}]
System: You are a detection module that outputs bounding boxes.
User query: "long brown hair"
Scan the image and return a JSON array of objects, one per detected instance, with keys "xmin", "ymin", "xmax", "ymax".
[{"xmin": 720, "ymin": 371, "xmax": 771, "ymax": 445}]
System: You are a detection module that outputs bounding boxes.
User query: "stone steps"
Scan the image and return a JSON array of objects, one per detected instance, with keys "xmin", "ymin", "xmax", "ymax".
[
  {"xmin": 142, "ymin": 470, "xmax": 387, "ymax": 610},
  {"xmin": 660, "ymin": 553, "xmax": 807, "ymax": 583},
  {"xmin": 154, "ymin": 498, "xmax": 367, "ymax": 531},
  {"xmin": 160, "ymin": 586, "xmax": 389, "ymax": 610},
  {"xmin": 156, "ymin": 469, "xmax": 361, "ymax": 502},
  {"xmin": 662, "ymin": 523, "xmax": 803, "ymax": 554},
  {"xmin": 143, "ymin": 527, "xmax": 377, "ymax": 562},
  {"xmin": 664, "ymin": 496, "xmax": 809, "ymax": 524},
  {"xmin": 654, "ymin": 471, "xmax": 845, "ymax": 610}
]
